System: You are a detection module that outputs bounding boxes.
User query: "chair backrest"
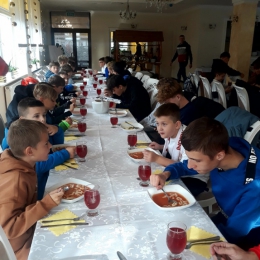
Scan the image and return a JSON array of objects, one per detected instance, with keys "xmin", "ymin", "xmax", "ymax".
[
  {"xmin": 141, "ymin": 75, "xmax": 150, "ymax": 85},
  {"xmin": 233, "ymin": 84, "xmax": 250, "ymax": 111},
  {"xmin": 211, "ymin": 81, "xmax": 227, "ymax": 109},
  {"xmin": 0, "ymin": 226, "xmax": 17, "ymax": 260},
  {"xmin": 244, "ymin": 120, "xmax": 260, "ymax": 145},
  {"xmin": 191, "ymin": 73, "xmax": 200, "ymax": 89},
  {"xmin": 149, "ymin": 88, "xmax": 158, "ymax": 111},
  {"xmin": 128, "ymin": 68, "xmax": 133, "ymax": 74},
  {"xmin": 0, "ymin": 114, "xmax": 5, "ymax": 146},
  {"xmin": 135, "ymin": 72, "xmax": 143, "ymax": 80},
  {"xmin": 199, "ymin": 76, "xmax": 212, "ymax": 99}
]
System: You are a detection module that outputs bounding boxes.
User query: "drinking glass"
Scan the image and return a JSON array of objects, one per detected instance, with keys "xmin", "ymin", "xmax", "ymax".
[
  {"xmin": 80, "ymin": 85, "xmax": 84, "ymax": 91},
  {"xmin": 76, "ymin": 141, "xmax": 88, "ymax": 162},
  {"xmin": 110, "ymin": 115, "xmax": 118, "ymax": 128},
  {"xmin": 96, "ymin": 88, "xmax": 101, "ymax": 96},
  {"xmin": 94, "ymin": 76, "xmax": 98, "ymax": 82},
  {"xmin": 99, "ymin": 79, "xmax": 103, "ymax": 85},
  {"xmin": 80, "ymin": 106, "xmax": 87, "ymax": 119},
  {"xmin": 88, "ymin": 70, "xmax": 93, "ymax": 76},
  {"xmin": 93, "ymin": 83, "xmax": 97, "ymax": 89},
  {"xmin": 109, "ymin": 102, "xmax": 114, "ymax": 108},
  {"xmin": 84, "ymin": 185, "xmax": 100, "ymax": 216},
  {"xmin": 166, "ymin": 221, "xmax": 187, "ymax": 260},
  {"xmin": 80, "ymin": 97, "xmax": 86, "ymax": 105},
  {"xmin": 83, "ymin": 89, "xmax": 88, "ymax": 97},
  {"xmin": 83, "ymin": 81, "xmax": 87, "ymax": 86},
  {"xmin": 77, "ymin": 121, "xmax": 87, "ymax": 133},
  {"xmin": 138, "ymin": 162, "xmax": 151, "ymax": 187},
  {"xmin": 127, "ymin": 132, "xmax": 137, "ymax": 149}
]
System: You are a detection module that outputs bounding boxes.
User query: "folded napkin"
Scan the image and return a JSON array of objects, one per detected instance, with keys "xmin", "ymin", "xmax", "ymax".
[
  {"xmin": 64, "ymin": 136, "xmax": 80, "ymax": 142},
  {"xmin": 55, "ymin": 158, "xmax": 78, "ymax": 171},
  {"xmin": 40, "ymin": 209, "xmax": 85, "ymax": 236},
  {"xmin": 187, "ymin": 226, "xmax": 224, "ymax": 259},
  {"xmin": 136, "ymin": 141, "xmax": 150, "ymax": 148}
]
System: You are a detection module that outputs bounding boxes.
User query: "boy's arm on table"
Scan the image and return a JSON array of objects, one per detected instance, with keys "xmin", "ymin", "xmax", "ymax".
[
  {"xmin": 36, "ymin": 149, "xmax": 70, "ymax": 174},
  {"xmin": 49, "ymin": 126, "xmax": 64, "ymax": 145}
]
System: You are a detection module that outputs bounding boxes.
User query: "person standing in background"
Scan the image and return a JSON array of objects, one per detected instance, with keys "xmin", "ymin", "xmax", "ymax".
[{"xmin": 170, "ymin": 35, "xmax": 193, "ymax": 82}]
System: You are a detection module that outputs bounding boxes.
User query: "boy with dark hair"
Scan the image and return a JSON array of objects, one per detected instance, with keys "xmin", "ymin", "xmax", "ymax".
[
  {"xmin": 99, "ymin": 57, "xmax": 106, "ymax": 74},
  {"xmin": 0, "ymin": 119, "xmax": 64, "ymax": 260},
  {"xmin": 45, "ymin": 61, "xmax": 60, "ymax": 81},
  {"xmin": 150, "ymin": 117, "xmax": 260, "ymax": 248},
  {"xmin": 106, "ymin": 74, "xmax": 151, "ymax": 122},
  {"xmin": 112, "ymin": 61, "xmax": 131, "ymax": 77},
  {"xmin": 60, "ymin": 64, "xmax": 75, "ymax": 86},
  {"xmin": 143, "ymin": 103, "xmax": 208, "ymax": 196}
]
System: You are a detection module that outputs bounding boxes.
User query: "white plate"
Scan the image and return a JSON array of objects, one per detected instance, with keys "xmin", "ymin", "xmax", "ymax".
[
  {"xmin": 109, "ymin": 109, "xmax": 127, "ymax": 117},
  {"xmin": 120, "ymin": 121, "xmax": 144, "ymax": 132},
  {"xmin": 45, "ymin": 178, "xmax": 94, "ymax": 203},
  {"xmin": 147, "ymin": 184, "xmax": 196, "ymax": 211},
  {"xmin": 127, "ymin": 147, "xmax": 159, "ymax": 163}
]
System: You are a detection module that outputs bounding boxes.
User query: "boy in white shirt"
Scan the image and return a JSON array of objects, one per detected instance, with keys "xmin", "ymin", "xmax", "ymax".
[{"xmin": 143, "ymin": 103, "xmax": 209, "ymax": 197}]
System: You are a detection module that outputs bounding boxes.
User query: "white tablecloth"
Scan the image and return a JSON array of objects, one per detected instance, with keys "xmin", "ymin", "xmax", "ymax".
[{"xmin": 28, "ymin": 90, "xmax": 222, "ymax": 260}]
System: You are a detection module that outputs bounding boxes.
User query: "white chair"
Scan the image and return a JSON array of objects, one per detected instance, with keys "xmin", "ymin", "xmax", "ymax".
[
  {"xmin": 141, "ymin": 75, "xmax": 150, "ymax": 86},
  {"xmin": 211, "ymin": 81, "xmax": 227, "ymax": 109},
  {"xmin": 191, "ymin": 73, "xmax": 200, "ymax": 90},
  {"xmin": 128, "ymin": 68, "xmax": 133, "ymax": 74},
  {"xmin": 0, "ymin": 225, "xmax": 17, "ymax": 260},
  {"xmin": 146, "ymin": 78, "xmax": 159, "ymax": 89},
  {"xmin": 199, "ymin": 76, "xmax": 212, "ymax": 99},
  {"xmin": 244, "ymin": 121, "xmax": 260, "ymax": 145},
  {"xmin": 135, "ymin": 72, "xmax": 143, "ymax": 80},
  {"xmin": 233, "ymin": 84, "xmax": 250, "ymax": 112}
]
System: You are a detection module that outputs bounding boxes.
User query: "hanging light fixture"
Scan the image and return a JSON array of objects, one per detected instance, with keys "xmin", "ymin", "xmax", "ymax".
[
  {"xmin": 119, "ymin": 0, "xmax": 136, "ymax": 20},
  {"xmin": 146, "ymin": 0, "xmax": 183, "ymax": 13}
]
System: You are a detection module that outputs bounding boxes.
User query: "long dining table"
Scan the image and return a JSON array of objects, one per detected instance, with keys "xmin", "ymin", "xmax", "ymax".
[{"xmin": 28, "ymin": 82, "xmax": 223, "ymax": 260}]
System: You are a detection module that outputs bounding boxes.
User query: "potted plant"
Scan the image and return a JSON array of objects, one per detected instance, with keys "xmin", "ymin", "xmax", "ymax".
[
  {"xmin": 8, "ymin": 61, "xmax": 18, "ymax": 79},
  {"xmin": 31, "ymin": 58, "xmax": 40, "ymax": 69}
]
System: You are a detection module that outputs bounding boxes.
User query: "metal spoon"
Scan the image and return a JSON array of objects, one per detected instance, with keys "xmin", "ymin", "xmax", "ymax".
[
  {"xmin": 63, "ymin": 186, "xmax": 69, "ymax": 192},
  {"xmin": 161, "ymin": 188, "xmax": 176, "ymax": 205},
  {"xmin": 185, "ymin": 237, "xmax": 221, "ymax": 249}
]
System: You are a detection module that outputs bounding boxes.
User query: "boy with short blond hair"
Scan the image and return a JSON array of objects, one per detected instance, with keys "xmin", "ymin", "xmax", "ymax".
[
  {"xmin": 0, "ymin": 119, "xmax": 64, "ymax": 260},
  {"xmin": 58, "ymin": 55, "xmax": 68, "ymax": 66},
  {"xmin": 144, "ymin": 103, "xmax": 209, "ymax": 197},
  {"xmin": 45, "ymin": 61, "xmax": 60, "ymax": 81}
]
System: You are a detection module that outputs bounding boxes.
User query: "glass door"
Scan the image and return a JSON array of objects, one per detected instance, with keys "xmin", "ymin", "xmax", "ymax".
[{"xmin": 52, "ymin": 29, "xmax": 91, "ymax": 69}]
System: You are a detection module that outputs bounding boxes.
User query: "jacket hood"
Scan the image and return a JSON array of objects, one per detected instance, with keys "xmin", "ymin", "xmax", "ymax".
[
  {"xmin": 0, "ymin": 150, "xmax": 35, "ymax": 176},
  {"xmin": 14, "ymin": 84, "xmax": 35, "ymax": 98}
]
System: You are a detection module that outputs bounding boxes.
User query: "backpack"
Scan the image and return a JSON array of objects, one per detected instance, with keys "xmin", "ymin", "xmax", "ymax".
[{"xmin": 183, "ymin": 75, "xmax": 197, "ymax": 96}]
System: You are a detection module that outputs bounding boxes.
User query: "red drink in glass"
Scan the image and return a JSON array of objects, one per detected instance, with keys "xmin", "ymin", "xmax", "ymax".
[
  {"xmin": 166, "ymin": 222, "xmax": 187, "ymax": 259},
  {"xmin": 78, "ymin": 122, "xmax": 87, "ymax": 132},
  {"xmin": 76, "ymin": 144, "xmax": 87, "ymax": 158},
  {"xmin": 138, "ymin": 165, "xmax": 151, "ymax": 181},
  {"xmin": 80, "ymin": 98, "xmax": 86, "ymax": 105},
  {"xmin": 89, "ymin": 70, "xmax": 93, "ymax": 76},
  {"xmin": 99, "ymin": 79, "xmax": 103, "ymax": 85},
  {"xmin": 83, "ymin": 90, "xmax": 88, "ymax": 97},
  {"xmin": 80, "ymin": 107, "xmax": 87, "ymax": 118},
  {"xmin": 80, "ymin": 85, "xmax": 84, "ymax": 91},
  {"xmin": 128, "ymin": 134, "xmax": 137, "ymax": 147},
  {"xmin": 94, "ymin": 77, "xmax": 98, "ymax": 81},
  {"xmin": 93, "ymin": 83, "xmax": 97, "ymax": 89},
  {"xmin": 109, "ymin": 102, "xmax": 114, "ymax": 108},
  {"xmin": 84, "ymin": 185, "xmax": 100, "ymax": 216},
  {"xmin": 97, "ymin": 89, "xmax": 101, "ymax": 96},
  {"xmin": 83, "ymin": 81, "xmax": 87, "ymax": 86},
  {"xmin": 110, "ymin": 117, "xmax": 118, "ymax": 127}
]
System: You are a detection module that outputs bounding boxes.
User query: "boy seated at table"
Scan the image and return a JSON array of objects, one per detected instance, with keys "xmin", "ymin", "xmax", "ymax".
[
  {"xmin": 105, "ymin": 74, "xmax": 151, "ymax": 122},
  {"xmin": 150, "ymin": 117, "xmax": 260, "ymax": 249},
  {"xmin": 0, "ymin": 119, "xmax": 64, "ymax": 260},
  {"xmin": 61, "ymin": 64, "xmax": 75, "ymax": 86},
  {"xmin": 45, "ymin": 61, "xmax": 60, "ymax": 82},
  {"xmin": 143, "ymin": 103, "xmax": 209, "ymax": 197},
  {"xmin": 2, "ymin": 97, "xmax": 75, "ymax": 199},
  {"xmin": 58, "ymin": 54, "xmax": 68, "ymax": 66}
]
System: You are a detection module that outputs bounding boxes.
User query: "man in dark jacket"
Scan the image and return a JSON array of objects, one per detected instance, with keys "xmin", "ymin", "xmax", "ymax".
[
  {"xmin": 210, "ymin": 52, "xmax": 244, "ymax": 82},
  {"xmin": 170, "ymin": 35, "xmax": 193, "ymax": 82}
]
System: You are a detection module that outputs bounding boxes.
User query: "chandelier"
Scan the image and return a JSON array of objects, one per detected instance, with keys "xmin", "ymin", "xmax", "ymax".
[
  {"xmin": 119, "ymin": 0, "xmax": 136, "ymax": 20},
  {"xmin": 146, "ymin": 0, "xmax": 178, "ymax": 12}
]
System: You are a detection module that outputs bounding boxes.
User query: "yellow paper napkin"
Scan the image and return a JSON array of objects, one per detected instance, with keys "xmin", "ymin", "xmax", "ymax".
[
  {"xmin": 64, "ymin": 136, "xmax": 80, "ymax": 142},
  {"xmin": 137, "ymin": 141, "xmax": 150, "ymax": 148},
  {"xmin": 40, "ymin": 209, "xmax": 85, "ymax": 236},
  {"xmin": 55, "ymin": 159, "xmax": 78, "ymax": 171},
  {"xmin": 187, "ymin": 226, "xmax": 224, "ymax": 259}
]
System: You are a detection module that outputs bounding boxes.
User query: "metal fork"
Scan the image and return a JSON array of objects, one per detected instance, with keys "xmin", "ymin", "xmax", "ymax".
[
  {"xmin": 125, "ymin": 121, "xmax": 139, "ymax": 129},
  {"xmin": 185, "ymin": 237, "xmax": 221, "ymax": 249},
  {"xmin": 161, "ymin": 188, "xmax": 177, "ymax": 205},
  {"xmin": 41, "ymin": 213, "xmax": 87, "ymax": 223}
]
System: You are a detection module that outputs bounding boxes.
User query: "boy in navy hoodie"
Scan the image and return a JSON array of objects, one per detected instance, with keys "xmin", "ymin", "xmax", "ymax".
[
  {"xmin": 2, "ymin": 97, "xmax": 75, "ymax": 200},
  {"xmin": 150, "ymin": 117, "xmax": 260, "ymax": 249}
]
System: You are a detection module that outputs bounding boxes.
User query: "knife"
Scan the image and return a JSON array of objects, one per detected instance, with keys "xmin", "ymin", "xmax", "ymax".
[
  {"xmin": 64, "ymin": 134, "xmax": 85, "ymax": 137},
  {"xmin": 117, "ymin": 251, "xmax": 127, "ymax": 260},
  {"xmin": 41, "ymin": 222, "xmax": 89, "ymax": 228},
  {"xmin": 61, "ymin": 164, "xmax": 78, "ymax": 170}
]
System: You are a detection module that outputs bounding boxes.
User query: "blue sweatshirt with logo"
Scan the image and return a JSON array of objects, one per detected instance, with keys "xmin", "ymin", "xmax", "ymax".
[{"xmin": 164, "ymin": 137, "xmax": 260, "ymax": 243}]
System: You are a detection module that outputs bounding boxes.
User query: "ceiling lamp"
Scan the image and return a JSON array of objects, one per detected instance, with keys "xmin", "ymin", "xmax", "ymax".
[
  {"xmin": 146, "ymin": 0, "xmax": 183, "ymax": 13},
  {"xmin": 119, "ymin": 0, "xmax": 136, "ymax": 20}
]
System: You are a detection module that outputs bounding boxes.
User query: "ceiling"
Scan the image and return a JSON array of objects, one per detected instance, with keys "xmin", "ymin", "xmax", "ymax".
[{"xmin": 40, "ymin": 0, "xmax": 234, "ymax": 13}]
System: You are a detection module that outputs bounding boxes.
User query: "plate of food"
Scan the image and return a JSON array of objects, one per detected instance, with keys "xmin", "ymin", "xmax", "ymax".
[
  {"xmin": 109, "ymin": 109, "xmax": 127, "ymax": 117},
  {"xmin": 120, "ymin": 121, "xmax": 144, "ymax": 132},
  {"xmin": 45, "ymin": 178, "xmax": 94, "ymax": 203},
  {"xmin": 127, "ymin": 147, "xmax": 159, "ymax": 163},
  {"xmin": 147, "ymin": 184, "xmax": 196, "ymax": 211}
]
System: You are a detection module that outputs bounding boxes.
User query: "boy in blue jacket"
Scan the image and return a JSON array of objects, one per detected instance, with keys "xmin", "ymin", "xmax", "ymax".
[
  {"xmin": 150, "ymin": 117, "xmax": 260, "ymax": 249},
  {"xmin": 2, "ymin": 97, "xmax": 75, "ymax": 200},
  {"xmin": 45, "ymin": 61, "xmax": 59, "ymax": 82}
]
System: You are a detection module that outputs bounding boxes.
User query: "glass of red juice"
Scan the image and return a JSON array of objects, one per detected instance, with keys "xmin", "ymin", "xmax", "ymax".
[
  {"xmin": 127, "ymin": 133, "xmax": 137, "ymax": 149},
  {"xmin": 138, "ymin": 162, "xmax": 151, "ymax": 187},
  {"xmin": 77, "ymin": 121, "xmax": 87, "ymax": 133},
  {"xmin": 94, "ymin": 76, "xmax": 98, "ymax": 82},
  {"xmin": 88, "ymin": 70, "xmax": 93, "ymax": 76},
  {"xmin": 80, "ymin": 106, "xmax": 87, "ymax": 119},
  {"xmin": 80, "ymin": 85, "xmax": 84, "ymax": 91},
  {"xmin": 80, "ymin": 97, "xmax": 86, "ymax": 105},
  {"xmin": 96, "ymin": 88, "xmax": 101, "ymax": 96},
  {"xmin": 99, "ymin": 79, "xmax": 103, "ymax": 85},
  {"xmin": 166, "ymin": 221, "xmax": 187, "ymax": 259},
  {"xmin": 84, "ymin": 185, "xmax": 100, "ymax": 216},
  {"xmin": 83, "ymin": 81, "xmax": 87, "ymax": 86},
  {"xmin": 83, "ymin": 90, "xmax": 88, "ymax": 97},
  {"xmin": 93, "ymin": 83, "xmax": 97, "ymax": 89},
  {"xmin": 110, "ymin": 115, "xmax": 118, "ymax": 128},
  {"xmin": 76, "ymin": 141, "xmax": 88, "ymax": 162},
  {"xmin": 109, "ymin": 102, "xmax": 114, "ymax": 108}
]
